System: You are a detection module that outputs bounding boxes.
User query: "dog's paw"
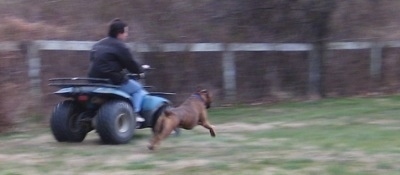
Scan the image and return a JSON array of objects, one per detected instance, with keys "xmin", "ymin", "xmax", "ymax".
[
  {"xmin": 210, "ymin": 129, "xmax": 216, "ymax": 137},
  {"xmin": 147, "ymin": 145, "xmax": 155, "ymax": 150}
]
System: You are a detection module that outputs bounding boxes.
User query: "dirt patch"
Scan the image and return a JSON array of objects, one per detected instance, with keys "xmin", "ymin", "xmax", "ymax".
[
  {"xmin": 215, "ymin": 122, "xmax": 275, "ymax": 132},
  {"xmin": 367, "ymin": 119, "xmax": 400, "ymax": 125},
  {"xmin": 0, "ymin": 153, "xmax": 48, "ymax": 165},
  {"xmin": 157, "ymin": 159, "xmax": 211, "ymax": 170},
  {"xmin": 214, "ymin": 122, "xmax": 309, "ymax": 133}
]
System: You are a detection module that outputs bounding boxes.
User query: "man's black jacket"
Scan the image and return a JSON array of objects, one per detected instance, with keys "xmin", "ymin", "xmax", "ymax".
[{"xmin": 88, "ymin": 37, "xmax": 143, "ymax": 85}]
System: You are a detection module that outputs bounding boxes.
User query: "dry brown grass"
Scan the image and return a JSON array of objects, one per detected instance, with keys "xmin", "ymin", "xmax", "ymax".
[{"xmin": 0, "ymin": 16, "xmax": 68, "ymax": 41}]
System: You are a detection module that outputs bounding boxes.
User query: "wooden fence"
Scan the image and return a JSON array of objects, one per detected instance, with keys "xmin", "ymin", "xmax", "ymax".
[{"xmin": 0, "ymin": 40, "xmax": 399, "ymax": 102}]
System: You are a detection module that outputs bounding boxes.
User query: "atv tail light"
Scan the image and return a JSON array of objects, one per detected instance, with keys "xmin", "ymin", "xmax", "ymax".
[{"xmin": 77, "ymin": 95, "xmax": 89, "ymax": 101}]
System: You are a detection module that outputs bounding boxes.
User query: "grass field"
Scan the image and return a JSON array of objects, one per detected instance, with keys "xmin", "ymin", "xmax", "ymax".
[{"xmin": 1, "ymin": 95, "xmax": 400, "ymax": 175}]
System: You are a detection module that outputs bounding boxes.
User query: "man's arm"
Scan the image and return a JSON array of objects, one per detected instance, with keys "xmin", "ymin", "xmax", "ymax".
[{"xmin": 119, "ymin": 46, "xmax": 144, "ymax": 74}]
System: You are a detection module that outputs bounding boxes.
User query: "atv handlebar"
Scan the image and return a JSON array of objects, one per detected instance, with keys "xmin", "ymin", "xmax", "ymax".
[
  {"xmin": 127, "ymin": 65, "xmax": 153, "ymax": 80},
  {"xmin": 126, "ymin": 73, "xmax": 143, "ymax": 80}
]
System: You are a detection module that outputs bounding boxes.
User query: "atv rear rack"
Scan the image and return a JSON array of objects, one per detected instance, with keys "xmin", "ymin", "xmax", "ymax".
[{"xmin": 48, "ymin": 77, "xmax": 153, "ymax": 89}]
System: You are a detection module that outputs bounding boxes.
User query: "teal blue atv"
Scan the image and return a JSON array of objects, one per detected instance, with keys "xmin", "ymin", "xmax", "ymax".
[{"xmin": 48, "ymin": 65, "xmax": 176, "ymax": 144}]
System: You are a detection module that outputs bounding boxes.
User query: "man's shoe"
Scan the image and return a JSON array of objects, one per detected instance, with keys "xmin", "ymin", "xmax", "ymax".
[{"xmin": 137, "ymin": 116, "xmax": 145, "ymax": 122}]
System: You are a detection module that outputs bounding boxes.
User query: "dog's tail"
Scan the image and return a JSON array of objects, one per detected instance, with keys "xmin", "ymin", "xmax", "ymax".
[
  {"xmin": 154, "ymin": 114, "xmax": 164, "ymax": 134},
  {"xmin": 164, "ymin": 109, "xmax": 173, "ymax": 117},
  {"xmin": 154, "ymin": 109, "xmax": 171, "ymax": 134}
]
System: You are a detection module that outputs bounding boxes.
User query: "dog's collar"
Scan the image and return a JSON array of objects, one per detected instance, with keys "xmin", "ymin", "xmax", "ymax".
[
  {"xmin": 192, "ymin": 93, "xmax": 205, "ymax": 103},
  {"xmin": 192, "ymin": 93, "xmax": 210, "ymax": 109}
]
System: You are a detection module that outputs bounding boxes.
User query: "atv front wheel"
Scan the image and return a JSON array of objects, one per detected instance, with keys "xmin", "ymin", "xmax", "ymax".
[{"xmin": 96, "ymin": 100, "xmax": 136, "ymax": 144}]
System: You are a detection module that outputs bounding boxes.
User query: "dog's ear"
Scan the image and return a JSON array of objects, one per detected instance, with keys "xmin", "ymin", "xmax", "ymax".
[{"xmin": 198, "ymin": 89, "xmax": 212, "ymax": 109}]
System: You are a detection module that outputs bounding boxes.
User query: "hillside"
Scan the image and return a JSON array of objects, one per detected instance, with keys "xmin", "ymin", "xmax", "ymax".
[{"xmin": 1, "ymin": 1, "xmax": 400, "ymax": 42}]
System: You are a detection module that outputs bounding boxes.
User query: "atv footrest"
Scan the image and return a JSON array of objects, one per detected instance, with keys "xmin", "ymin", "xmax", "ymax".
[{"xmin": 149, "ymin": 92, "xmax": 176, "ymax": 96}]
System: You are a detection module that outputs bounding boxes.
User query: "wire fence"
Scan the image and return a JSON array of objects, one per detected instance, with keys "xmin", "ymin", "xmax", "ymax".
[{"xmin": 1, "ymin": 40, "xmax": 400, "ymax": 113}]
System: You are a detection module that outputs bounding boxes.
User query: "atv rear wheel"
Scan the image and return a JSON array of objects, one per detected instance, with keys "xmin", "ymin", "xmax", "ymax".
[
  {"xmin": 50, "ymin": 100, "xmax": 89, "ymax": 142},
  {"xmin": 96, "ymin": 100, "xmax": 136, "ymax": 144}
]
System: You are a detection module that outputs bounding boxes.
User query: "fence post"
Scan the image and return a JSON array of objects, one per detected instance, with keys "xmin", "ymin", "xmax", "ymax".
[
  {"xmin": 24, "ymin": 41, "xmax": 42, "ymax": 98},
  {"xmin": 128, "ymin": 42, "xmax": 144, "ymax": 64},
  {"xmin": 308, "ymin": 44, "xmax": 322, "ymax": 99},
  {"xmin": 222, "ymin": 47, "xmax": 236, "ymax": 103},
  {"xmin": 128, "ymin": 42, "xmax": 146, "ymax": 85},
  {"xmin": 370, "ymin": 42, "xmax": 383, "ymax": 79}
]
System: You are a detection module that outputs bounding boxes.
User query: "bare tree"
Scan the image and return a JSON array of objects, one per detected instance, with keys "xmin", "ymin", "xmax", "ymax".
[{"xmin": 303, "ymin": 0, "xmax": 337, "ymax": 99}]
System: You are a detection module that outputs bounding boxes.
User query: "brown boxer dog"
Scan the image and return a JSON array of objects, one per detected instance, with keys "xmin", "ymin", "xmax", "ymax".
[{"xmin": 148, "ymin": 89, "xmax": 216, "ymax": 150}]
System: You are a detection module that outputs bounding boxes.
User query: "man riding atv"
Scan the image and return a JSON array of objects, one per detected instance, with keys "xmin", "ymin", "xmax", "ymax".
[{"xmin": 88, "ymin": 18, "xmax": 146, "ymax": 122}]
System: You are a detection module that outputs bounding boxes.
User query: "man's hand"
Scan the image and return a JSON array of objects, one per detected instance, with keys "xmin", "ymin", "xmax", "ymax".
[
  {"xmin": 139, "ymin": 73, "xmax": 145, "ymax": 79},
  {"xmin": 142, "ymin": 65, "xmax": 150, "ymax": 69}
]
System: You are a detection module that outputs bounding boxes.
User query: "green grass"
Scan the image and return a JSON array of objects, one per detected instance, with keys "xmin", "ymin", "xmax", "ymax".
[
  {"xmin": 1, "ymin": 95, "xmax": 400, "ymax": 174},
  {"xmin": 209, "ymin": 95, "xmax": 400, "ymax": 123}
]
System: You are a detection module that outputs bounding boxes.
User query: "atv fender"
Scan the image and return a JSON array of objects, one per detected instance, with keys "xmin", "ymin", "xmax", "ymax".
[{"xmin": 139, "ymin": 95, "xmax": 171, "ymax": 128}]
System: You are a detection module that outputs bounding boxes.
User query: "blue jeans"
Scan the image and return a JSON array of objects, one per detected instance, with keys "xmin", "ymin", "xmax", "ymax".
[{"xmin": 118, "ymin": 80, "xmax": 149, "ymax": 113}]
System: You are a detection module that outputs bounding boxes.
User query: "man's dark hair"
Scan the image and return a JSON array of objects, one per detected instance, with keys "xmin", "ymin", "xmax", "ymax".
[{"xmin": 108, "ymin": 18, "xmax": 127, "ymax": 38}]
